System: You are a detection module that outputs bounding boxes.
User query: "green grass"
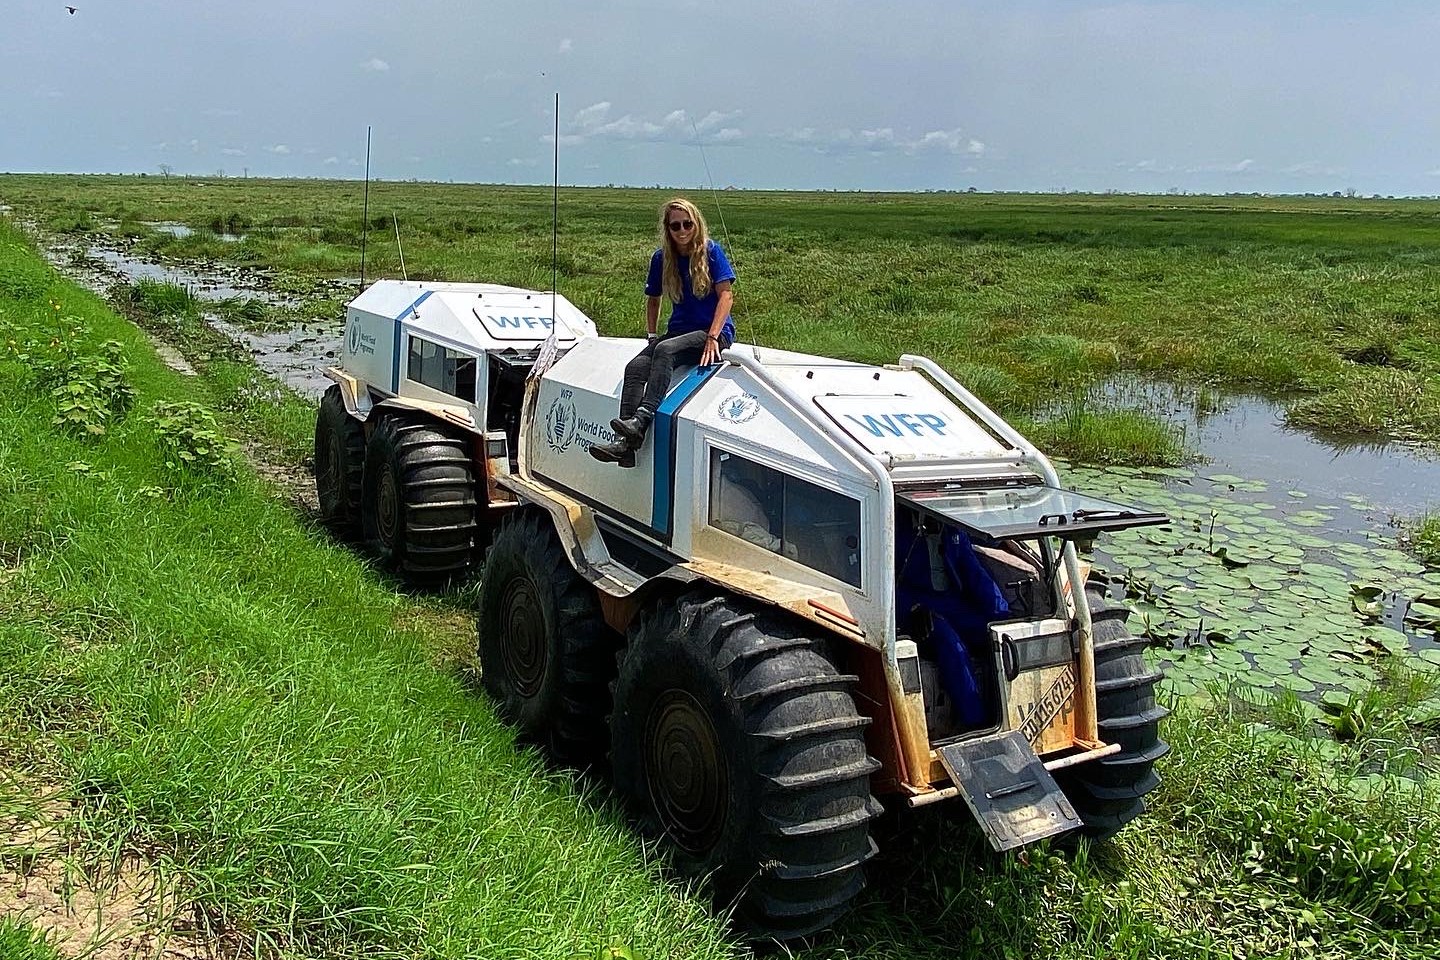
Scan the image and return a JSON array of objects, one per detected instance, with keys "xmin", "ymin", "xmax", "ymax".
[
  {"xmin": 7, "ymin": 175, "xmax": 1440, "ymax": 460},
  {"xmin": 1405, "ymin": 515, "xmax": 1440, "ymax": 568},
  {"xmin": 0, "ymin": 219, "xmax": 734, "ymax": 959},
  {"xmin": 0, "ymin": 917, "xmax": 61, "ymax": 960},
  {"xmin": 1021, "ymin": 403, "xmax": 1191, "ymax": 467},
  {"xmin": 3, "ymin": 201, "xmax": 1440, "ymax": 959}
]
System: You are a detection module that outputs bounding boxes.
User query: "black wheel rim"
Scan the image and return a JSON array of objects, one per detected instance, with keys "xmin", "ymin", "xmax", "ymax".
[
  {"xmin": 500, "ymin": 577, "xmax": 547, "ymax": 698},
  {"xmin": 644, "ymin": 690, "xmax": 728, "ymax": 853},
  {"xmin": 377, "ymin": 467, "xmax": 399, "ymax": 546}
]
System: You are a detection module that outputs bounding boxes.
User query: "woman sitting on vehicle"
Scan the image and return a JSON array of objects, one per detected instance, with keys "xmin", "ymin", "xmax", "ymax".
[{"xmin": 589, "ymin": 198, "xmax": 735, "ymax": 467}]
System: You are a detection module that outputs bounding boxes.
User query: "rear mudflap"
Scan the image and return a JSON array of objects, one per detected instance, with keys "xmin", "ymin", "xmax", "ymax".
[{"xmin": 935, "ymin": 731, "xmax": 1082, "ymax": 851}]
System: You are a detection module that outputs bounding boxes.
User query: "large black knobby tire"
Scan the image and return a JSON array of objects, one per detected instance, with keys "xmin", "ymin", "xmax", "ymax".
[
  {"xmin": 477, "ymin": 510, "xmax": 617, "ymax": 765},
  {"xmin": 361, "ymin": 414, "xmax": 478, "ymax": 586},
  {"xmin": 314, "ymin": 385, "xmax": 365, "ymax": 534},
  {"xmin": 1056, "ymin": 585, "xmax": 1171, "ymax": 838},
  {"xmin": 610, "ymin": 594, "xmax": 883, "ymax": 942}
]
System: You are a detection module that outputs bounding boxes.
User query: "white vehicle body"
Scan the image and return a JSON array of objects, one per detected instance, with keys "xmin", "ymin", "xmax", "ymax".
[
  {"xmin": 336, "ymin": 279, "xmax": 596, "ymax": 427},
  {"xmin": 321, "ymin": 278, "xmax": 1167, "ymax": 859}
]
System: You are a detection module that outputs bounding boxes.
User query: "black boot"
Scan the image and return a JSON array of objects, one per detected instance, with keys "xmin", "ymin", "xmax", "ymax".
[
  {"xmin": 610, "ymin": 409, "xmax": 652, "ymax": 447},
  {"xmin": 589, "ymin": 440, "xmax": 635, "ymax": 468}
]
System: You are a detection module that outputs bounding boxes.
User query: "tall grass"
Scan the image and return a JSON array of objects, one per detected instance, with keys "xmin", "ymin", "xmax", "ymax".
[{"xmin": 6, "ymin": 175, "xmax": 1440, "ymax": 447}]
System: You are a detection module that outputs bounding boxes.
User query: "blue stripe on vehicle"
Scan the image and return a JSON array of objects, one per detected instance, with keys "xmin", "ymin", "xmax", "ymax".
[
  {"xmin": 651, "ymin": 364, "xmax": 721, "ymax": 537},
  {"xmin": 391, "ymin": 290, "xmax": 433, "ymax": 391}
]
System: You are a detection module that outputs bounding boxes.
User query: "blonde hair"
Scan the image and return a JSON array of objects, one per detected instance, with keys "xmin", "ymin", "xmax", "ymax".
[{"xmin": 657, "ymin": 198, "xmax": 712, "ymax": 303}]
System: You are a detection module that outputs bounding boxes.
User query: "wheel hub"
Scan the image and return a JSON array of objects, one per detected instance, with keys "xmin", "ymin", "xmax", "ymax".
[
  {"xmin": 645, "ymin": 690, "xmax": 728, "ymax": 853},
  {"xmin": 500, "ymin": 577, "xmax": 547, "ymax": 697},
  {"xmin": 376, "ymin": 468, "xmax": 399, "ymax": 546}
]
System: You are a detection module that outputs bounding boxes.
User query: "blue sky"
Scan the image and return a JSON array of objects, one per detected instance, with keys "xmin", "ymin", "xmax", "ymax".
[{"xmin": 6, "ymin": 1, "xmax": 1440, "ymax": 194}]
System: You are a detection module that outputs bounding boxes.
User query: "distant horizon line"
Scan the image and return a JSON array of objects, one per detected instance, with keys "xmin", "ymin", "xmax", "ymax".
[{"xmin": 2, "ymin": 170, "xmax": 1438, "ymax": 202}]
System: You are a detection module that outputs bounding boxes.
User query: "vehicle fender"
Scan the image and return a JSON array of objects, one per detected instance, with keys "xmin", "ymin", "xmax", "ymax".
[
  {"xmin": 322, "ymin": 366, "xmax": 369, "ymax": 417},
  {"xmin": 371, "ymin": 395, "xmax": 483, "ymax": 435}
]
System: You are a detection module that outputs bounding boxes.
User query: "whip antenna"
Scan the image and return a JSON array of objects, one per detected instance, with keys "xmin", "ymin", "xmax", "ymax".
[
  {"xmin": 691, "ymin": 117, "xmax": 743, "ymax": 343},
  {"xmin": 691, "ymin": 118, "xmax": 732, "ymax": 254},
  {"xmin": 392, "ymin": 214, "xmax": 407, "ymax": 281},
  {"xmin": 551, "ymin": 92, "xmax": 559, "ymax": 326},
  {"xmin": 532, "ymin": 93, "xmax": 563, "ymax": 381},
  {"xmin": 359, "ymin": 125, "xmax": 371, "ymax": 292}
]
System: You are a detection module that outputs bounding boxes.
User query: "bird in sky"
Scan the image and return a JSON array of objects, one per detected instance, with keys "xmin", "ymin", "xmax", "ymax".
[{"xmin": 66, "ymin": 5, "xmax": 77, "ymax": 13}]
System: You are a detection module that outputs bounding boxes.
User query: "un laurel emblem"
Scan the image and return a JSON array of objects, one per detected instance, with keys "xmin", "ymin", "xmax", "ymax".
[
  {"xmin": 545, "ymin": 397, "xmax": 577, "ymax": 451},
  {"xmin": 717, "ymin": 392, "xmax": 760, "ymax": 424}
]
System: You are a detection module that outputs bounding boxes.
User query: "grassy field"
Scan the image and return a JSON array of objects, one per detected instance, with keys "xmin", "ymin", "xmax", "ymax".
[
  {"xmin": 2, "ymin": 193, "xmax": 1439, "ymax": 959},
  {"xmin": 5, "ymin": 174, "xmax": 1440, "ymax": 464}
]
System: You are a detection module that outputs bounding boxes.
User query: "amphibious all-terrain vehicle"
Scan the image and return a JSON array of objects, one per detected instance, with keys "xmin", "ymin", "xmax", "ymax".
[{"xmin": 316, "ymin": 278, "xmax": 1170, "ymax": 940}]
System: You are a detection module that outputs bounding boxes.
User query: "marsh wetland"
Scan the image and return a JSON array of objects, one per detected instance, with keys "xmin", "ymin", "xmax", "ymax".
[{"xmin": 2, "ymin": 177, "xmax": 1438, "ymax": 959}]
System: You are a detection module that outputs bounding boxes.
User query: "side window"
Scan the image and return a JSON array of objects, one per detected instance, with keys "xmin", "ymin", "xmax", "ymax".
[
  {"xmin": 708, "ymin": 450, "xmax": 862, "ymax": 588},
  {"xmin": 407, "ymin": 335, "xmax": 477, "ymax": 402}
]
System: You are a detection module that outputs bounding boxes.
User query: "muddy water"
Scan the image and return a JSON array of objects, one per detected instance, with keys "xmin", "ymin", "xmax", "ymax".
[
  {"xmin": 147, "ymin": 221, "xmax": 246, "ymax": 242},
  {"xmin": 205, "ymin": 315, "xmax": 338, "ymax": 398},
  {"xmin": 82, "ymin": 246, "xmax": 288, "ymax": 304},
  {"xmin": 40, "ymin": 232, "xmax": 344, "ymax": 399},
  {"xmin": 1093, "ymin": 377, "xmax": 1440, "ymax": 515}
]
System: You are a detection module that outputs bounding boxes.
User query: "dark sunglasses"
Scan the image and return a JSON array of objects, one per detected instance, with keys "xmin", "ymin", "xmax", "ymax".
[{"xmin": 667, "ymin": 219, "xmax": 694, "ymax": 232}]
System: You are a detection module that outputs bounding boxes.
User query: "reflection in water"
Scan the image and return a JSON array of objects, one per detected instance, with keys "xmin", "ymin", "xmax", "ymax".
[
  {"xmin": 147, "ymin": 222, "xmax": 246, "ymax": 242},
  {"xmin": 83, "ymin": 247, "xmax": 287, "ymax": 304},
  {"xmin": 1091, "ymin": 377, "xmax": 1440, "ymax": 514},
  {"xmin": 206, "ymin": 315, "xmax": 336, "ymax": 400}
]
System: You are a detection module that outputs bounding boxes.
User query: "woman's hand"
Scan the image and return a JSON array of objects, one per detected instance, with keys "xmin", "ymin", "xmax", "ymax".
[{"xmin": 701, "ymin": 335, "xmax": 722, "ymax": 366}]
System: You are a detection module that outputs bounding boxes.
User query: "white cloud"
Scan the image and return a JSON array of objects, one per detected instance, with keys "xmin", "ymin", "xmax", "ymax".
[
  {"xmin": 1182, "ymin": 158, "xmax": 1256, "ymax": 174},
  {"xmin": 558, "ymin": 38, "xmax": 573, "ymax": 54},
  {"xmin": 777, "ymin": 125, "xmax": 983, "ymax": 156},
  {"xmin": 187, "ymin": 139, "xmax": 201, "ymax": 152},
  {"xmin": 266, "ymin": 144, "xmax": 291, "ymax": 155},
  {"xmin": 153, "ymin": 141, "xmax": 169, "ymax": 151},
  {"xmin": 37, "ymin": 88, "xmax": 64, "ymax": 100},
  {"xmin": 554, "ymin": 103, "xmax": 744, "ymax": 146},
  {"xmin": 1281, "ymin": 160, "xmax": 1345, "ymax": 177},
  {"xmin": 221, "ymin": 148, "xmax": 245, "ymax": 157},
  {"xmin": 361, "ymin": 58, "xmax": 390, "ymax": 73},
  {"xmin": 404, "ymin": 155, "xmax": 422, "ymax": 163},
  {"xmin": 202, "ymin": 107, "xmax": 241, "ymax": 118},
  {"xmin": 323, "ymin": 156, "xmax": 340, "ymax": 165}
]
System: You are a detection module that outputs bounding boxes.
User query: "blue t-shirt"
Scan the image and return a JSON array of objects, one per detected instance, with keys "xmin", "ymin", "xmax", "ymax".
[{"xmin": 644, "ymin": 238, "xmax": 736, "ymax": 340}]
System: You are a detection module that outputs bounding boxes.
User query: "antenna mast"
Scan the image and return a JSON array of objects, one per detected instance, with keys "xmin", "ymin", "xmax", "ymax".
[
  {"xmin": 551, "ymin": 92, "xmax": 559, "ymax": 325},
  {"xmin": 692, "ymin": 117, "xmax": 742, "ymax": 342},
  {"xmin": 359, "ymin": 125, "xmax": 372, "ymax": 292},
  {"xmin": 393, "ymin": 214, "xmax": 408, "ymax": 281}
]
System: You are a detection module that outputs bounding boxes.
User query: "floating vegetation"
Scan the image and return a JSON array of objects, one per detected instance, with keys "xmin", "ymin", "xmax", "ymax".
[{"xmin": 1064, "ymin": 462, "xmax": 1440, "ymax": 700}]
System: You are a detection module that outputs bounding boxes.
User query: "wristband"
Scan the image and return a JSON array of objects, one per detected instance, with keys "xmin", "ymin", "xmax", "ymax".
[{"xmin": 706, "ymin": 335, "xmax": 718, "ymax": 342}]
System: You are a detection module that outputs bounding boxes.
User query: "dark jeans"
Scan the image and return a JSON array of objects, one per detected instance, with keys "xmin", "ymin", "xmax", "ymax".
[{"xmin": 618, "ymin": 329, "xmax": 732, "ymax": 422}]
